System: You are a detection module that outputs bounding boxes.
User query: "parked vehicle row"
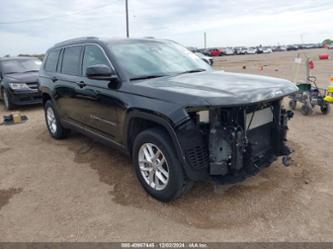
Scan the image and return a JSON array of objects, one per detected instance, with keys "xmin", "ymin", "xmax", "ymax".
[
  {"xmin": 189, "ymin": 42, "xmax": 323, "ymax": 57},
  {"xmin": 193, "ymin": 46, "xmax": 273, "ymax": 57}
]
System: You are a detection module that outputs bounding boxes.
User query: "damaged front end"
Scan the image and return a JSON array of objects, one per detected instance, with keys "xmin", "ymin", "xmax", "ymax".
[{"xmin": 177, "ymin": 100, "xmax": 294, "ymax": 183}]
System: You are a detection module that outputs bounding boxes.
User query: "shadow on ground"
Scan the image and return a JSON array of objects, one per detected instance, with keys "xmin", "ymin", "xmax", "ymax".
[
  {"xmin": 38, "ymin": 130, "xmax": 315, "ymax": 229},
  {"xmin": 0, "ymin": 188, "xmax": 23, "ymax": 211}
]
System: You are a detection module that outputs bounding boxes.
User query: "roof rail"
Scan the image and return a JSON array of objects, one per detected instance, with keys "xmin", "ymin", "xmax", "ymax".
[{"xmin": 54, "ymin": 36, "xmax": 99, "ymax": 47}]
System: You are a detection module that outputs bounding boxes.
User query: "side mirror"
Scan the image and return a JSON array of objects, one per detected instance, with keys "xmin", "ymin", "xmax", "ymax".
[{"xmin": 86, "ymin": 64, "xmax": 117, "ymax": 81}]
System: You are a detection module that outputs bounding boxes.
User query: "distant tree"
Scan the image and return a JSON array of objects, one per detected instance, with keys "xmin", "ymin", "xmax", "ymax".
[{"xmin": 4, "ymin": 54, "xmax": 10, "ymax": 57}]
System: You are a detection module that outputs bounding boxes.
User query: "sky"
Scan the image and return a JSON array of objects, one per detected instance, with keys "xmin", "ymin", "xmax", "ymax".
[{"xmin": 1, "ymin": 0, "xmax": 333, "ymax": 56}]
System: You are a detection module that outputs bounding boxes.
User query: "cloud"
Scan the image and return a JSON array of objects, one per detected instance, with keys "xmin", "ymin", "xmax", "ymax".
[{"xmin": 0, "ymin": 0, "xmax": 333, "ymax": 55}]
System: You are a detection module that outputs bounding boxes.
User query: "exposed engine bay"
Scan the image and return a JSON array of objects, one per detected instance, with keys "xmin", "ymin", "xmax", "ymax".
[{"xmin": 177, "ymin": 99, "xmax": 294, "ymax": 183}]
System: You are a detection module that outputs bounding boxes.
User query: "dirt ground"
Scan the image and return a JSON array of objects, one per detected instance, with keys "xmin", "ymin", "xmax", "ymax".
[{"xmin": 0, "ymin": 49, "xmax": 332, "ymax": 242}]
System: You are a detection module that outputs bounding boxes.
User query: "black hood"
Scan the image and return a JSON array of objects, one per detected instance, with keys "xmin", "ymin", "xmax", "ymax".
[
  {"xmin": 128, "ymin": 71, "xmax": 298, "ymax": 107},
  {"xmin": 4, "ymin": 71, "xmax": 39, "ymax": 83}
]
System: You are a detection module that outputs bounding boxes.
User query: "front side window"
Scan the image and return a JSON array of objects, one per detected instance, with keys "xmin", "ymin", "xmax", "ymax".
[
  {"xmin": 1, "ymin": 58, "xmax": 41, "ymax": 74},
  {"xmin": 107, "ymin": 40, "xmax": 211, "ymax": 80},
  {"xmin": 82, "ymin": 45, "xmax": 109, "ymax": 75},
  {"xmin": 61, "ymin": 46, "xmax": 82, "ymax": 75},
  {"xmin": 45, "ymin": 50, "xmax": 60, "ymax": 72}
]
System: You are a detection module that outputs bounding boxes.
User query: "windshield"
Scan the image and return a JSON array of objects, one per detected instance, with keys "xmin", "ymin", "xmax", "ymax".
[
  {"xmin": 108, "ymin": 40, "xmax": 211, "ymax": 80},
  {"xmin": 1, "ymin": 59, "xmax": 41, "ymax": 74}
]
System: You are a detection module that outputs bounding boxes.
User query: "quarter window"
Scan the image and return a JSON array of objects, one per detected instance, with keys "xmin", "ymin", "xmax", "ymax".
[
  {"xmin": 82, "ymin": 45, "xmax": 109, "ymax": 75},
  {"xmin": 61, "ymin": 46, "xmax": 82, "ymax": 75},
  {"xmin": 45, "ymin": 50, "xmax": 60, "ymax": 72}
]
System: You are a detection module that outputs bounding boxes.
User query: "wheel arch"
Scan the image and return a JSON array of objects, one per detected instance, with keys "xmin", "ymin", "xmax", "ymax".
[
  {"xmin": 124, "ymin": 109, "xmax": 184, "ymax": 161},
  {"xmin": 124, "ymin": 109, "xmax": 209, "ymax": 181}
]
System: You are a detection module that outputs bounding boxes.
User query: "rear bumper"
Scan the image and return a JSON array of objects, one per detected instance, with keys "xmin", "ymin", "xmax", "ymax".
[{"xmin": 8, "ymin": 90, "xmax": 42, "ymax": 105}]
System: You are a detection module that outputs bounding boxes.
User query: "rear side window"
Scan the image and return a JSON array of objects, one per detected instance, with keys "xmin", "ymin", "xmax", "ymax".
[
  {"xmin": 82, "ymin": 45, "xmax": 109, "ymax": 75},
  {"xmin": 61, "ymin": 46, "xmax": 82, "ymax": 75},
  {"xmin": 45, "ymin": 50, "xmax": 60, "ymax": 72}
]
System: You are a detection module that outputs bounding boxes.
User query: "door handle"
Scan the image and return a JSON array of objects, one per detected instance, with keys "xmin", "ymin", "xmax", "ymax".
[
  {"xmin": 77, "ymin": 81, "xmax": 86, "ymax": 88},
  {"xmin": 51, "ymin": 76, "xmax": 58, "ymax": 82}
]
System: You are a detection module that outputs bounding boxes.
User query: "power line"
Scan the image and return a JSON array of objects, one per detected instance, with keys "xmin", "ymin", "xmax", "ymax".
[{"xmin": 0, "ymin": 3, "xmax": 116, "ymax": 25}]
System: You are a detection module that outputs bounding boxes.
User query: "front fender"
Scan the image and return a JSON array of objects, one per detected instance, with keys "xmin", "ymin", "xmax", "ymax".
[{"xmin": 124, "ymin": 109, "xmax": 208, "ymax": 181}]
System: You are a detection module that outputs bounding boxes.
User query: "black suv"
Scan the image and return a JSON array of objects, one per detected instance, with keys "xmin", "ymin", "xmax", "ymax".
[
  {"xmin": 0, "ymin": 57, "xmax": 42, "ymax": 110},
  {"xmin": 39, "ymin": 37, "xmax": 298, "ymax": 202}
]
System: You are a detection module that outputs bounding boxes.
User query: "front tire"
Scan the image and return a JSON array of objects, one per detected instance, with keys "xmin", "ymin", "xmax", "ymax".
[
  {"xmin": 44, "ymin": 100, "xmax": 69, "ymax": 139},
  {"xmin": 2, "ymin": 89, "xmax": 14, "ymax": 110},
  {"xmin": 132, "ymin": 128, "xmax": 191, "ymax": 202}
]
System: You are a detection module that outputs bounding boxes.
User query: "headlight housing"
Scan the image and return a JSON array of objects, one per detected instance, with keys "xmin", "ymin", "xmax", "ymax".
[
  {"xmin": 187, "ymin": 108, "xmax": 210, "ymax": 123},
  {"xmin": 9, "ymin": 83, "xmax": 30, "ymax": 90},
  {"xmin": 197, "ymin": 110, "xmax": 209, "ymax": 123}
]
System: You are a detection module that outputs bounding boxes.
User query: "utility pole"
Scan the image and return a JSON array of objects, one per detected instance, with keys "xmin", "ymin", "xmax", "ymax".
[
  {"xmin": 300, "ymin": 33, "xmax": 304, "ymax": 44},
  {"xmin": 305, "ymin": 57, "xmax": 310, "ymax": 83},
  {"xmin": 204, "ymin": 32, "xmax": 207, "ymax": 49},
  {"xmin": 125, "ymin": 0, "xmax": 129, "ymax": 38}
]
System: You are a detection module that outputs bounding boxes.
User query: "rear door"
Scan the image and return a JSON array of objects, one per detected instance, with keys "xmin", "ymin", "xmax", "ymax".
[
  {"xmin": 40, "ymin": 48, "xmax": 61, "ymax": 103},
  {"xmin": 54, "ymin": 45, "xmax": 87, "ymax": 124}
]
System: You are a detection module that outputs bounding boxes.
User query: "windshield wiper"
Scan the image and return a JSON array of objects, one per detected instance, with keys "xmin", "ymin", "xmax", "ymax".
[
  {"xmin": 178, "ymin": 69, "xmax": 207, "ymax": 74},
  {"xmin": 130, "ymin": 69, "xmax": 206, "ymax": 81},
  {"xmin": 5, "ymin": 72, "xmax": 20, "ymax": 74},
  {"xmin": 130, "ymin": 74, "xmax": 167, "ymax": 81}
]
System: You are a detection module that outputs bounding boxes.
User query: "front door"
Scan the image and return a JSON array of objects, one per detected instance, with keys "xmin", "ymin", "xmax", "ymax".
[{"xmin": 76, "ymin": 44, "xmax": 124, "ymax": 142}]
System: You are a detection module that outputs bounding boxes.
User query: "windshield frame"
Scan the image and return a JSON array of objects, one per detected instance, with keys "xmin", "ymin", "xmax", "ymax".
[
  {"xmin": 1, "ymin": 58, "xmax": 41, "ymax": 74},
  {"xmin": 106, "ymin": 39, "xmax": 212, "ymax": 81}
]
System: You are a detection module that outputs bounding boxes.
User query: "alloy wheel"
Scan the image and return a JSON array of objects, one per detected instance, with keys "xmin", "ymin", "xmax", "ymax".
[
  {"xmin": 46, "ymin": 107, "xmax": 57, "ymax": 134},
  {"xmin": 138, "ymin": 143, "xmax": 169, "ymax": 191}
]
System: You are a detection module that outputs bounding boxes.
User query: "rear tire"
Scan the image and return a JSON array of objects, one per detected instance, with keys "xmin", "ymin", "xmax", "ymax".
[
  {"xmin": 44, "ymin": 100, "xmax": 69, "ymax": 139},
  {"xmin": 320, "ymin": 103, "xmax": 330, "ymax": 115},
  {"xmin": 132, "ymin": 128, "xmax": 191, "ymax": 202}
]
